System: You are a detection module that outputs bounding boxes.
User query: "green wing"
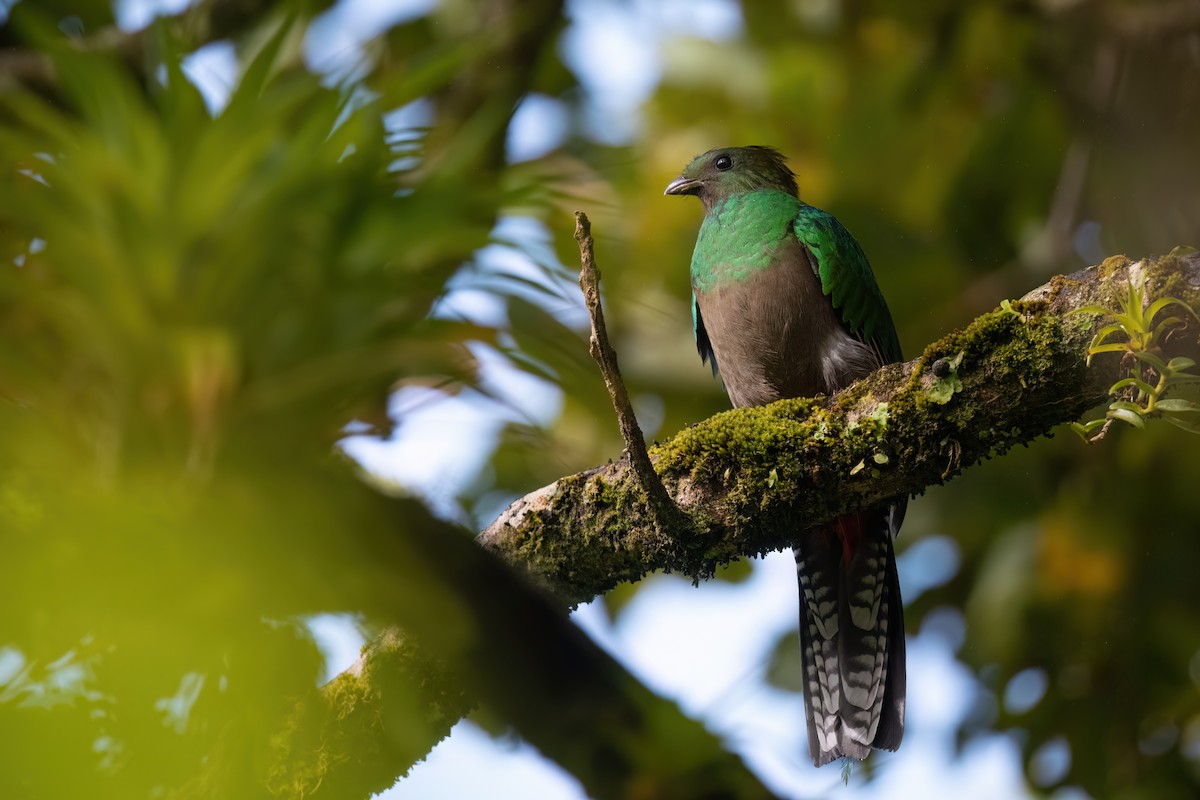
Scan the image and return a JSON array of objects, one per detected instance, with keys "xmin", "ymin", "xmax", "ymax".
[
  {"xmin": 793, "ymin": 205, "xmax": 903, "ymax": 364},
  {"xmin": 692, "ymin": 293, "xmax": 717, "ymax": 375}
]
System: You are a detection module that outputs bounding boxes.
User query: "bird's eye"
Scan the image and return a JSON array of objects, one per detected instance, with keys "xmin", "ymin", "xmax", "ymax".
[{"xmin": 714, "ymin": 155, "xmax": 733, "ymax": 171}]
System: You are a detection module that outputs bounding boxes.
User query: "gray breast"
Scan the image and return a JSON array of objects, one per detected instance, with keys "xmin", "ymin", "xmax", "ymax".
[{"xmin": 694, "ymin": 240, "xmax": 880, "ymax": 408}]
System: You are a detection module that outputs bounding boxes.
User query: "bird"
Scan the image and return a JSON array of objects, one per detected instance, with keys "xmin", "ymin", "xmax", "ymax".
[{"xmin": 665, "ymin": 145, "xmax": 906, "ymax": 767}]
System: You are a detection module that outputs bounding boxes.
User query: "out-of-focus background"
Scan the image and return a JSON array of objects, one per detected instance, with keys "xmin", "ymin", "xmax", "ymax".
[{"xmin": 1, "ymin": 1, "xmax": 1198, "ymax": 798}]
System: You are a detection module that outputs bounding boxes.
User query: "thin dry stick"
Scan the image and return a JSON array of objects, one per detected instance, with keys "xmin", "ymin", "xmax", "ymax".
[{"xmin": 574, "ymin": 211, "xmax": 683, "ymax": 527}]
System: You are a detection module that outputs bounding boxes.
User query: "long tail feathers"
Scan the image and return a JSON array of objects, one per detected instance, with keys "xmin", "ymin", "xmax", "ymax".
[{"xmin": 796, "ymin": 506, "xmax": 905, "ymax": 767}]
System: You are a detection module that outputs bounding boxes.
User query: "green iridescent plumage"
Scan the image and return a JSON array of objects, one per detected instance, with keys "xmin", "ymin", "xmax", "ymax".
[
  {"xmin": 792, "ymin": 202, "xmax": 902, "ymax": 364},
  {"xmin": 688, "ymin": 189, "xmax": 901, "ymax": 367}
]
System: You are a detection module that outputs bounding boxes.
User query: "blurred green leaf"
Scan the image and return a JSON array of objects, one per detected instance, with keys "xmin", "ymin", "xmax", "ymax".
[{"xmin": 764, "ymin": 630, "xmax": 802, "ymax": 694}]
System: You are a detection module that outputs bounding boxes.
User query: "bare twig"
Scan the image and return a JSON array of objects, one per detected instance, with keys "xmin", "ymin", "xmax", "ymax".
[{"xmin": 575, "ymin": 211, "xmax": 686, "ymax": 529}]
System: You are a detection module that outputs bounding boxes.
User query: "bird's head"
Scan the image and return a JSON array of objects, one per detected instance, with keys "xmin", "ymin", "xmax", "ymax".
[{"xmin": 664, "ymin": 146, "xmax": 798, "ymax": 210}]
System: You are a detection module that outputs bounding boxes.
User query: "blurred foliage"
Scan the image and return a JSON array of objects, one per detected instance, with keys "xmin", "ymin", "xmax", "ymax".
[
  {"xmin": 0, "ymin": 0, "xmax": 580, "ymax": 796},
  {"xmin": 2, "ymin": 0, "xmax": 1200, "ymax": 798}
]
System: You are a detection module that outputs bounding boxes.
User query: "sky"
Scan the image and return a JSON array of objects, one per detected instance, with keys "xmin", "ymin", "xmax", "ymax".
[{"xmin": 111, "ymin": 0, "xmax": 1076, "ymax": 797}]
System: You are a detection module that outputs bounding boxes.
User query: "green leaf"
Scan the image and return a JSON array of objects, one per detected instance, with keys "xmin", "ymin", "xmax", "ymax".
[
  {"xmin": 1108, "ymin": 406, "xmax": 1146, "ymax": 429},
  {"xmin": 1107, "ymin": 377, "xmax": 1139, "ymax": 393},
  {"xmin": 1133, "ymin": 350, "xmax": 1168, "ymax": 373},
  {"xmin": 1147, "ymin": 295, "xmax": 1199, "ymax": 324},
  {"xmin": 228, "ymin": 8, "xmax": 299, "ymax": 104},
  {"xmin": 998, "ymin": 299, "xmax": 1026, "ymax": 321},
  {"xmin": 1088, "ymin": 342, "xmax": 1130, "ymax": 357},
  {"xmin": 928, "ymin": 355, "xmax": 963, "ymax": 403},
  {"xmin": 927, "ymin": 375, "xmax": 961, "ymax": 404},
  {"xmin": 1150, "ymin": 316, "xmax": 1184, "ymax": 340},
  {"xmin": 1108, "ymin": 375, "xmax": 1157, "ymax": 398},
  {"xmin": 1110, "ymin": 314, "xmax": 1143, "ymax": 336},
  {"xmin": 1087, "ymin": 326, "xmax": 1124, "ymax": 357},
  {"xmin": 1155, "ymin": 399, "xmax": 1200, "ymax": 412},
  {"xmin": 1162, "ymin": 413, "xmax": 1200, "ymax": 433},
  {"xmin": 764, "ymin": 630, "xmax": 803, "ymax": 692},
  {"xmin": 1129, "ymin": 376, "xmax": 1158, "ymax": 397},
  {"xmin": 868, "ymin": 402, "xmax": 890, "ymax": 429}
]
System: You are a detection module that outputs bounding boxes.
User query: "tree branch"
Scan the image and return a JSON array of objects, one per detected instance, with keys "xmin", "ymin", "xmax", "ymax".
[
  {"xmin": 481, "ymin": 251, "xmax": 1200, "ymax": 605},
  {"xmin": 278, "ymin": 243, "xmax": 1200, "ymax": 794},
  {"xmin": 267, "ymin": 502, "xmax": 779, "ymax": 800}
]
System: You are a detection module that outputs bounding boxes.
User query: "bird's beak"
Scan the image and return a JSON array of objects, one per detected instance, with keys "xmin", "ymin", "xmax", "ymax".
[{"xmin": 664, "ymin": 176, "xmax": 701, "ymax": 196}]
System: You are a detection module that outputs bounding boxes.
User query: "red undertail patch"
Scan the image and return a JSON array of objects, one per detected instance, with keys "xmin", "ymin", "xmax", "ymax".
[{"xmin": 833, "ymin": 512, "xmax": 868, "ymax": 565}]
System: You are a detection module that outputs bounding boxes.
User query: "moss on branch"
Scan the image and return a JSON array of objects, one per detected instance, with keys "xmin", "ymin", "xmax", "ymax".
[{"xmin": 480, "ymin": 252, "xmax": 1200, "ymax": 605}]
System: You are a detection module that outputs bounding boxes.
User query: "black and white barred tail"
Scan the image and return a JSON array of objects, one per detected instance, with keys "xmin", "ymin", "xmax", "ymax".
[{"xmin": 795, "ymin": 505, "xmax": 905, "ymax": 766}]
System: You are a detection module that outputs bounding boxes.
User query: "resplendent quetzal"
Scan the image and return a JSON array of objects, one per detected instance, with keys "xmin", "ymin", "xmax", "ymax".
[{"xmin": 665, "ymin": 146, "xmax": 906, "ymax": 766}]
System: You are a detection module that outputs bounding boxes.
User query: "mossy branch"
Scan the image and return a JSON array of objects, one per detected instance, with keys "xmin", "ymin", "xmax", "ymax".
[
  {"xmin": 480, "ymin": 250, "xmax": 1200, "ymax": 605},
  {"xmin": 267, "ymin": 505, "xmax": 778, "ymax": 800},
  {"xmin": 276, "ymin": 248, "xmax": 1199, "ymax": 796}
]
